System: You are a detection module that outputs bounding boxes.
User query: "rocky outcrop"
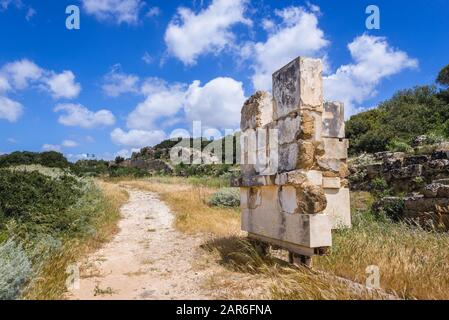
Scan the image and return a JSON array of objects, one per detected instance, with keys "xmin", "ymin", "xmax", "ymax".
[
  {"xmin": 350, "ymin": 149, "xmax": 449, "ymax": 193},
  {"xmin": 374, "ymin": 181, "xmax": 449, "ymax": 231}
]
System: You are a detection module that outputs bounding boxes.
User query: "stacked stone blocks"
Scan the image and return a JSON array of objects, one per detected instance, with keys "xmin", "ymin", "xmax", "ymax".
[{"xmin": 236, "ymin": 57, "xmax": 351, "ymax": 255}]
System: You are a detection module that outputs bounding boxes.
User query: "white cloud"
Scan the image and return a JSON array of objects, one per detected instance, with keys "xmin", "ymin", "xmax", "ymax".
[
  {"xmin": 0, "ymin": 59, "xmax": 81, "ymax": 122},
  {"xmin": 111, "ymin": 128, "xmax": 166, "ymax": 148},
  {"xmin": 0, "ymin": 75, "xmax": 10, "ymax": 92},
  {"xmin": 142, "ymin": 52, "xmax": 153, "ymax": 65},
  {"xmin": 324, "ymin": 34, "xmax": 418, "ymax": 116},
  {"xmin": 82, "ymin": 0, "xmax": 143, "ymax": 25},
  {"xmin": 25, "ymin": 7, "xmax": 35, "ymax": 20},
  {"xmin": 164, "ymin": 0, "xmax": 251, "ymax": 65},
  {"xmin": 62, "ymin": 139, "xmax": 79, "ymax": 148},
  {"xmin": 2, "ymin": 59, "xmax": 43, "ymax": 89},
  {"xmin": 184, "ymin": 77, "xmax": 246, "ymax": 128},
  {"xmin": 102, "ymin": 65, "xmax": 139, "ymax": 97},
  {"xmin": 44, "ymin": 71, "xmax": 81, "ymax": 99},
  {"xmin": 127, "ymin": 78, "xmax": 186, "ymax": 130},
  {"xmin": 126, "ymin": 76, "xmax": 246, "ymax": 131},
  {"xmin": 146, "ymin": 6, "xmax": 160, "ymax": 18},
  {"xmin": 247, "ymin": 6, "xmax": 328, "ymax": 90},
  {"xmin": 54, "ymin": 103, "xmax": 116, "ymax": 129},
  {"xmin": 42, "ymin": 144, "xmax": 61, "ymax": 152},
  {"xmin": 0, "ymin": 96, "xmax": 23, "ymax": 122}
]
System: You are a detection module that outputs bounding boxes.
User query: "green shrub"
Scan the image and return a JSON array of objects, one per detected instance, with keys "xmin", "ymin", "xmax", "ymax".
[
  {"xmin": 0, "ymin": 151, "xmax": 69, "ymax": 168},
  {"xmin": 207, "ymin": 188, "xmax": 240, "ymax": 208},
  {"xmin": 0, "ymin": 239, "xmax": 33, "ymax": 300},
  {"xmin": 108, "ymin": 166, "xmax": 149, "ymax": 178},
  {"xmin": 369, "ymin": 177, "xmax": 391, "ymax": 198},
  {"xmin": 387, "ymin": 139, "xmax": 413, "ymax": 153},
  {"xmin": 0, "ymin": 170, "xmax": 82, "ymax": 237},
  {"xmin": 346, "ymin": 85, "xmax": 449, "ymax": 155}
]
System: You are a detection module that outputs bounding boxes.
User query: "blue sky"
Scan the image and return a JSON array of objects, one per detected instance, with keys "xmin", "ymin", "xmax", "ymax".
[{"xmin": 0, "ymin": 0, "xmax": 448, "ymax": 161}]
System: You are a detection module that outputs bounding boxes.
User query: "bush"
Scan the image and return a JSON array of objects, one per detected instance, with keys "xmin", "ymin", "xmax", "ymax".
[
  {"xmin": 108, "ymin": 166, "xmax": 149, "ymax": 178},
  {"xmin": 0, "ymin": 239, "xmax": 33, "ymax": 300},
  {"xmin": 0, "ymin": 170, "xmax": 82, "ymax": 237},
  {"xmin": 207, "ymin": 188, "xmax": 240, "ymax": 208},
  {"xmin": 387, "ymin": 139, "xmax": 413, "ymax": 153},
  {"xmin": 0, "ymin": 151, "xmax": 69, "ymax": 168},
  {"xmin": 372, "ymin": 197, "xmax": 405, "ymax": 221},
  {"xmin": 346, "ymin": 85, "xmax": 449, "ymax": 155},
  {"xmin": 369, "ymin": 177, "xmax": 391, "ymax": 198}
]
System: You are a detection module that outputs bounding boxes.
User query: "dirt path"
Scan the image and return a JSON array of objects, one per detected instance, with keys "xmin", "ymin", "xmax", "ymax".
[{"xmin": 67, "ymin": 188, "xmax": 217, "ymax": 300}]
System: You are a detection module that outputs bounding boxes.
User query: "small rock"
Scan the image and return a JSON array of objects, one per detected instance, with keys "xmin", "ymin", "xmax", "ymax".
[
  {"xmin": 437, "ymin": 185, "xmax": 449, "ymax": 198},
  {"xmin": 423, "ymin": 183, "xmax": 443, "ymax": 198}
]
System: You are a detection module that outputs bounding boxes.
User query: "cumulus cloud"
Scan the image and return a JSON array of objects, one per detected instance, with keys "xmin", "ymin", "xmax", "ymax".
[
  {"xmin": 127, "ymin": 78, "xmax": 186, "ymax": 130},
  {"xmin": 324, "ymin": 34, "xmax": 418, "ymax": 116},
  {"xmin": 2, "ymin": 59, "xmax": 43, "ymax": 89},
  {"xmin": 184, "ymin": 77, "xmax": 246, "ymax": 128},
  {"xmin": 102, "ymin": 65, "xmax": 139, "ymax": 97},
  {"xmin": 54, "ymin": 103, "xmax": 116, "ymax": 129},
  {"xmin": 62, "ymin": 139, "xmax": 79, "ymax": 148},
  {"xmin": 0, "ymin": 59, "xmax": 81, "ymax": 98},
  {"xmin": 164, "ymin": 0, "xmax": 251, "ymax": 65},
  {"xmin": 125, "ymin": 76, "xmax": 246, "ymax": 132},
  {"xmin": 246, "ymin": 6, "xmax": 328, "ymax": 90},
  {"xmin": 42, "ymin": 144, "xmax": 61, "ymax": 152},
  {"xmin": 110, "ymin": 128, "xmax": 167, "ymax": 148},
  {"xmin": 0, "ymin": 59, "xmax": 81, "ymax": 122},
  {"xmin": 82, "ymin": 0, "xmax": 143, "ymax": 25},
  {"xmin": 0, "ymin": 96, "xmax": 23, "ymax": 122},
  {"xmin": 44, "ymin": 71, "xmax": 81, "ymax": 99}
]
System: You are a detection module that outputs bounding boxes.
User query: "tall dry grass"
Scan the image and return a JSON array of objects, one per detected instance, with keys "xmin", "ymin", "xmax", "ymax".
[
  {"xmin": 23, "ymin": 181, "xmax": 128, "ymax": 300},
  {"xmin": 120, "ymin": 179, "xmax": 241, "ymax": 237}
]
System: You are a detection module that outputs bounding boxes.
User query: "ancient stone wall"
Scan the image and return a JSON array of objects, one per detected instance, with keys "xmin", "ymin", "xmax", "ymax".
[{"xmin": 235, "ymin": 57, "xmax": 351, "ymax": 254}]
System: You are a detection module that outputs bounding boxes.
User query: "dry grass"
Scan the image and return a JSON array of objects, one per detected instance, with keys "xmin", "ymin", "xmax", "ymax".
[
  {"xmin": 120, "ymin": 179, "xmax": 241, "ymax": 237},
  {"xmin": 121, "ymin": 177, "xmax": 449, "ymax": 300},
  {"xmin": 23, "ymin": 181, "xmax": 128, "ymax": 300},
  {"xmin": 314, "ymin": 192, "xmax": 449, "ymax": 300}
]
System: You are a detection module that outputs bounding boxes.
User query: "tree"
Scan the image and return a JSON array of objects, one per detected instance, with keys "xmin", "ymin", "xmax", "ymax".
[{"xmin": 437, "ymin": 64, "xmax": 449, "ymax": 87}]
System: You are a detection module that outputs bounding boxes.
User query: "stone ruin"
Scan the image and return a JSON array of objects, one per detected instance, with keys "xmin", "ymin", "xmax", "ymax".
[{"xmin": 233, "ymin": 57, "xmax": 351, "ymax": 264}]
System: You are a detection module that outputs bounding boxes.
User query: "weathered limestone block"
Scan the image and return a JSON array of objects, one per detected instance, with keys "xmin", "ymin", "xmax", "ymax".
[
  {"xmin": 240, "ymin": 187, "xmax": 263, "ymax": 210},
  {"xmin": 277, "ymin": 184, "xmax": 327, "ymax": 214},
  {"xmin": 241, "ymin": 186, "xmax": 332, "ymax": 248},
  {"xmin": 241, "ymin": 91, "xmax": 273, "ymax": 131},
  {"xmin": 298, "ymin": 110, "xmax": 323, "ymax": 141},
  {"xmin": 323, "ymin": 188, "xmax": 351, "ymax": 229},
  {"xmin": 295, "ymin": 184, "xmax": 327, "ymax": 214},
  {"xmin": 297, "ymin": 140, "xmax": 315, "ymax": 170},
  {"xmin": 323, "ymin": 101, "xmax": 345, "ymax": 138},
  {"xmin": 238, "ymin": 174, "xmax": 276, "ymax": 187},
  {"xmin": 272, "ymin": 57, "xmax": 323, "ymax": 120},
  {"xmin": 278, "ymin": 114, "xmax": 301, "ymax": 145},
  {"xmin": 322, "ymin": 177, "xmax": 341, "ymax": 189},
  {"xmin": 391, "ymin": 164, "xmax": 423, "ymax": 179},
  {"xmin": 322, "ymin": 138, "xmax": 349, "ymax": 160},
  {"xmin": 278, "ymin": 142, "xmax": 298, "ymax": 172},
  {"xmin": 275, "ymin": 170, "xmax": 323, "ymax": 186},
  {"xmin": 404, "ymin": 196, "xmax": 449, "ymax": 216}
]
